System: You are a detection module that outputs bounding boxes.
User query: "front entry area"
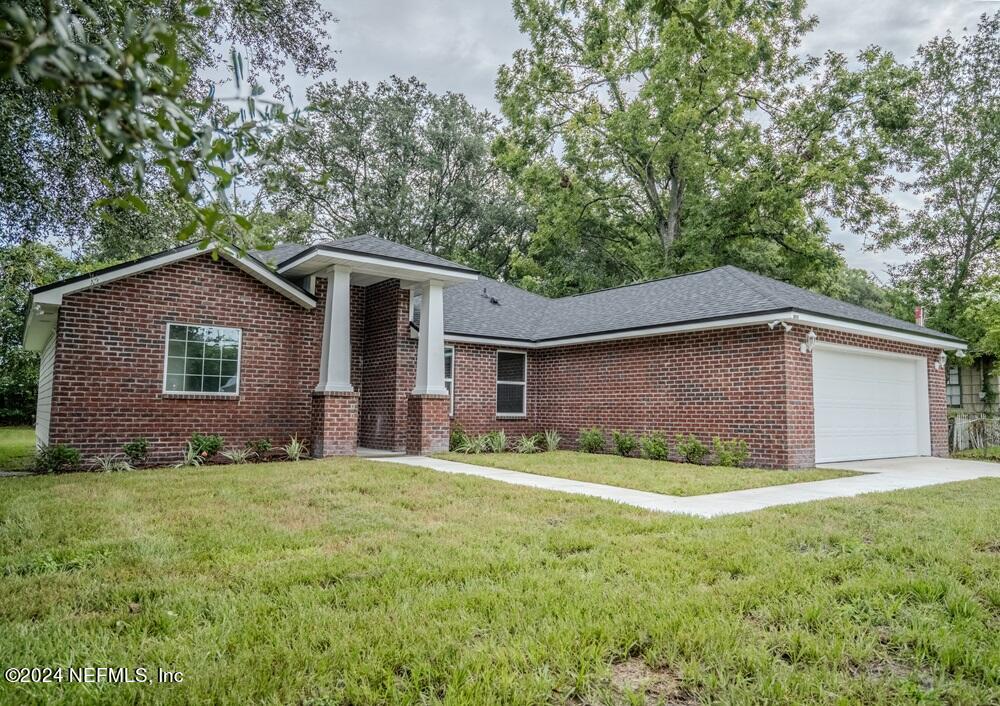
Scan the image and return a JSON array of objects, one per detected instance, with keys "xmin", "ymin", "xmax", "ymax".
[{"xmin": 812, "ymin": 346, "xmax": 931, "ymax": 463}]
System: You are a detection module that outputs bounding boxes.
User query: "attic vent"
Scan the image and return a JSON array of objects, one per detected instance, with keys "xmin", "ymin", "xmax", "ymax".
[{"xmin": 480, "ymin": 287, "xmax": 500, "ymax": 305}]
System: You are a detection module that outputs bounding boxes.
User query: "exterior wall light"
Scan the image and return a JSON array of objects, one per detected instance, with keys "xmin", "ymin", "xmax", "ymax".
[
  {"xmin": 800, "ymin": 330, "xmax": 817, "ymax": 354},
  {"xmin": 935, "ymin": 351, "xmax": 947, "ymax": 370}
]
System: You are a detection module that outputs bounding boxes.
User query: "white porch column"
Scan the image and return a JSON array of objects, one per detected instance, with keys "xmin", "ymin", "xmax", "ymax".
[
  {"xmin": 412, "ymin": 279, "xmax": 449, "ymax": 395},
  {"xmin": 316, "ymin": 264, "xmax": 354, "ymax": 393}
]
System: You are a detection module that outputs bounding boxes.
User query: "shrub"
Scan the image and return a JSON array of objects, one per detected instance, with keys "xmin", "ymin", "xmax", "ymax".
[
  {"xmin": 34, "ymin": 443, "xmax": 82, "ymax": 474},
  {"xmin": 222, "ymin": 447, "xmax": 254, "ymax": 464},
  {"xmin": 173, "ymin": 442, "xmax": 203, "ymax": 468},
  {"xmin": 121, "ymin": 437, "xmax": 149, "ymax": 465},
  {"xmin": 640, "ymin": 432, "xmax": 669, "ymax": 461},
  {"xmin": 484, "ymin": 429, "xmax": 508, "ymax": 453},
  {"xmin": 611, "ymin": 430, "xmax": 638, "ymax": 457},
  {"xmin": 675, "ymin": 434, "xmax": 709, "ymax": 464},
  {"xmin": 713, "ymin": 437, "xmax": 750, "ymax": 467},
  {"xmin": 542, "ymin": 429, "xmax": 561, "ymax": 452},
  {"xmin": 246, "ymin": 439, "xmax": 272, "ymax": 456},
  {"xmin": 90, "ymin": 453, "xmax": 133, "ymax": 472},
  {"xmin": 189, "ymin": 433, "xmax": 224, "ymax": 457},
  {"xmin": 450, "ymin": 425, "xmax": 469, "ymax": 452},
  {"xmin": 577, "ymin": 428, "xmax": 605, "ymax": 454},
  {"xmin": 454, "ymin": 434, "xmax": 487, "ymax": 454},
  {"xmin": 283, "ymin": 436, "xmax": 308, "ymax": 461},
  {"xmin": 514, "ymin": 434, "xmax": 539, "ymax": 454}
]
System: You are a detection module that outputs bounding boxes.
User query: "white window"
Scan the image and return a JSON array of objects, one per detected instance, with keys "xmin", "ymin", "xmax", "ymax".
[
  {"xmin": 496, "ymin": 350, "xmax": 526, "ymax": 417},
  {"xmin": 946, "ymin": 365, "xmax": 962, "ymax": 407},
  {"xmin": 444, "ymin": 346, "xmax": 455, "ymax": 416},
  {"xmin": 163, "ymin": 324, "xmax": 241, "ymax": 395}
]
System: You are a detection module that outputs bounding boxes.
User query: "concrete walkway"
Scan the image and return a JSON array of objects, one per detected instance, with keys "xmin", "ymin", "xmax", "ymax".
[{"xmin": 371, "ymin": 455, "xmax": 1000, "ymax": 518}]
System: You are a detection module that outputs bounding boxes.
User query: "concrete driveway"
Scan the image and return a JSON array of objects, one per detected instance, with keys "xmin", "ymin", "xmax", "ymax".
[{"xmin": 819, "ymin": 455, "xmax": 1000, "ymax": 477}]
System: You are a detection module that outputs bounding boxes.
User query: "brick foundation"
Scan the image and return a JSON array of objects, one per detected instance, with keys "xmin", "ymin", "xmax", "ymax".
[
  {"xmin": 311, "ymin": 391, "xmax": 360, "ymax": 457},
  {"xmin": 407, "ymin": 394, "xmax": 450, "ymax": 454}
]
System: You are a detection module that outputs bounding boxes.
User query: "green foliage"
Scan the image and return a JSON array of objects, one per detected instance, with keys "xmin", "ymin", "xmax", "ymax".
[
  {"xmin": 189, "ymin": 433, "xmax": 224, "ymax": 457},
  {"xmin": 675, "ymin": 434, "xmax": 708, "ymax": 464},
  {"xmin": 222, "ymin": 447, "xmax": 253, "ymax": 464},
  {"xmin": 450, "ymin": 425, "xmax": 469, "ymax": 452},
  {"xmin": 611, "ymin": 430, "xmax": 638, "ymax": 457},
  {"xmin": 483, "ymin": 430, "xmax": 508, "ymax": 453},
  {"xmin": 454, "ymin": 434, "xmax": 487, "ymax": 455},
  {"xmin": 542, "ymin": 429, "xmax": 561, "ymax": 452},
  {"xmin": 173, "ymin": 442, "xmax": 203, "ymax": 468},
  {"xmin": 639, "ymin": 432, "xmax": 669, "ymax": 461},
  {"xmin": 712, "ymin": 437, "xmax": 750, "ymax": 468},
  {"xmin": 260, "ymin": 76, "xmax": 532, "ymax": 278},
  {"xmin": 282, "ymin": 436, "xmax": 308, "ymax": 461},
  {"xmin": 121, "ymin": 438, "xmax": 149, "ymax": 466},
  {"xmin": 577, "ymin": 428, "xmax": 605, "ymax": 454},
  {"xmin": 34, "ymin": 443, "xmax": 81, "ymax": 474},
  {"xmin": 90, "ymin": 453, "xmax": 133, "ymax": 473},
  {"xmin": 245, "ymin": 438, "xmax": 272, "ymax": 456},
  {"xmin": 514, "ymin": 434, "xmax": 539, "ymax": 454}
]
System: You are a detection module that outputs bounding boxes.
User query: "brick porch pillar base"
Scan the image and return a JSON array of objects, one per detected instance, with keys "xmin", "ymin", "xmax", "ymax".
[
  {"xmin": 311, "ymin": 390, "xmax": 360, "ymax": 457},
  {"xmin": 406, "ymin": 394, "xmax": 450, "ymax": 454}
]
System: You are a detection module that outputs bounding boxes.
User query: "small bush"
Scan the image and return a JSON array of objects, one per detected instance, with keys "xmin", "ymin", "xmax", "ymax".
[
  {"xmin": 121, "ymin": 437, "xmax": 149, "ymax": 465},
  {"xmin": 222, "ymin": 447, "xmax": 254, "ymax": 464},
  {"xmin": 542, "ymin": 429, "xmax": 561, "ymax": 452},
  {"xmin": 455, "ymin": 434, "xmax": 487, "ymax": 454},
  {"xmin": 713, "ymin": 437, "xmax": 750, "ymax": 467},
  {"xmin": 577, "ymin": 428, "xmax": 605, "ymax": 454},
  {"xmin": 640, "ymin": 432, "xmax": 669, "ymax": 461},
  {"xmin": 675, "ymin": 434, "xmax": 709, "ymax": 464},
  {"xmin": 189, "ymin": 433, "xmax": 224, "ymax": 457},
  {"xmin": 450, "ymin": 425, "xmax": 469, "ymax": 452},
  {"xmin": 35, "ymin": 443, "xmax": 82, "ymax": 474},
  {"xmin": 173, "ymin": 442, "xmax": 203, "ymax": 468},
  {"xmin": 514, "ymin": 434, "xmax": 539, "ymax": 454},
  {"xmin": 611, "ymin": 430, "xmax": 638, "ymax": 457},
  {"xmin": 283, "ymin": 436, "xmax": 308, "ymax": 461},
  {"xmin": 90, "ymin": 453, "xmax": 133, "ymax": 473},
  {"xmin": 246, "ymin": 439, "xmax": 272, "ymax": 456},
  {"xmin": 483, "ymin": 430, "xmax": 508, "ymax": 453}
]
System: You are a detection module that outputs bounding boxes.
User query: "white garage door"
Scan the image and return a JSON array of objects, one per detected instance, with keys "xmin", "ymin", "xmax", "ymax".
[{"xmin": 812, "ymin": 346, "xmax": 930, "ymax": 463}]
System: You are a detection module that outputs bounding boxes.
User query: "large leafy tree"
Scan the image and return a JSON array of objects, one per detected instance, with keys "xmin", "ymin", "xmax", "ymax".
[
  {"xmin": 0, "ymin": 0, "xmax": 334, "ymax": 252},
  {"xmin": 496, "ymin": 0, "xmax": 903, "ymax": 294},
  {"xmin": 260, "ymin": 76, "xmax": 534, "ymax": 277},
  {"xmin": 872, "ymin": 12, "xmax": 1000, "ymax": 344}
]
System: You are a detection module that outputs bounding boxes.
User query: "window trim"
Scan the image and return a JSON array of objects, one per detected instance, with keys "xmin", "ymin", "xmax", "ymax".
[
  {"xmin": 496, "ymin": 349, "xmax": 527, "ymax": 418},
  {"xmin": 161, "ymin": 322, "xmax": 243, "ymax": 397},
  {"xmin": 444, "ymin": 345, "xmax": 455, "ymax": 417},
  {"xmin": 946, "ymin": 364, "xmax": 962, "ymax": 408}
]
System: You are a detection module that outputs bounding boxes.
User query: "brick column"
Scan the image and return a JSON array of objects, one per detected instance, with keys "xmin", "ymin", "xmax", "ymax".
[
  {"xmin": 312, "ymin": 390, "xmax": 359, "ymax": 457},
  {"xmin": 407, "ymin": 393, "xmax": 450, "ymax": 454}
]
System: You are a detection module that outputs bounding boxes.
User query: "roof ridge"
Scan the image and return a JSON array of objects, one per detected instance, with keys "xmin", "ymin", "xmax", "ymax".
[
  {"xmin": 720, "ymin": 266, "xmax": 793, "ymax": 309},
  {"xmin": 556, "ymin": 266, "xmax": 720, "ymax": 300}
]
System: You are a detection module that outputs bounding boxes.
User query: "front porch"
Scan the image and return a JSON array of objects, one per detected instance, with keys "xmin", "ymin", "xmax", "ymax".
[{"xmin": 279, "ymin": 245, "xmax": 477, "ymax": 457}]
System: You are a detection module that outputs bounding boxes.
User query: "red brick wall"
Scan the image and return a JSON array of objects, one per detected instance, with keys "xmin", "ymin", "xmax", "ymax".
[
  {"xmin": 358, "ymin": 280, "xmax": 406, "ymax": 450},
  {"xmin": 312, "ymin": 391, "xmax": 359, "ymax": 456},
  {"xmin": 50, "ymin": 255, "xmax": 325, "ymax": 462},
  {"xmin": 448, "ymin": 343, "xmax": 539, "ymax": 438},
  {"xmin": 406, "ymin": 394, "xmax": 450, "ymax": 454}
]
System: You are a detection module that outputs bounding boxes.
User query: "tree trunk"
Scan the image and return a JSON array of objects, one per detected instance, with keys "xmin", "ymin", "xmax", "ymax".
[{"xmin": 665, "ymin": 155, "xmax": 683, "ymax": 254}]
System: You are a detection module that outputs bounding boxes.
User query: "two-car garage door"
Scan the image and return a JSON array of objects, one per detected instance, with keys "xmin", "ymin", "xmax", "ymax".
[{"xmin": 812, "ymin": 346, "xmax": 931, "ymax": 463}]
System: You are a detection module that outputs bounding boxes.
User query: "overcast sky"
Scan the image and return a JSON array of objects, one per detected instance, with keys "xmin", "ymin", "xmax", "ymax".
[{"xmin": 275, "ymin": 0, "xmax": 994, "ymax": 279}]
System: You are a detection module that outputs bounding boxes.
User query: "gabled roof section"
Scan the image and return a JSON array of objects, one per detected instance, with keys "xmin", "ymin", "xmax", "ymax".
[
  {"xmin": 266, "ymin": 235, "xmax": 479, "ymax": 276},
  {"xmin": 437, "ymin": 265, "xmax": 964, "ymax": 349}
]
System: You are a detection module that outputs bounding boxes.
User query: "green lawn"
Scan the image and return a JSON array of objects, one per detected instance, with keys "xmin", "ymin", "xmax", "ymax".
[
  {"xmin": 2, "ymin": 459, "xmax": 998, "ymax": 704},
  {"xmin": 435, "ymin": 450, "xmax": 860, "ymax": 496},
  {"xmin": 0, "ymin": 426, "xmax": 34, "ymax": 472},
  {"xmin": 955, "ymin": 446, "xmax": 1000, "ymax": 462}
]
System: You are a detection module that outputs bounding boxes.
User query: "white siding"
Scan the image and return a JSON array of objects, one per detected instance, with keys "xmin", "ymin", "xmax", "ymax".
[{"xmin": 35, "ymin": 335, "xmax": 56, "ymax": 447}]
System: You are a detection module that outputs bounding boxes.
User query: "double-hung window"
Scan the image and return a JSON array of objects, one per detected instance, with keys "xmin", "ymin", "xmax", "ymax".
[
  {"xmin": 444, "ymin": 346, "xmax": 455, "ymax": 416},
  {"xmin": 164, "ymin": 324, "xmax": 241, "ymax": 395},
  {"xmin": 946, "ymin": 365, "xmax": 962, "ymax": 407},
  {"xmin": 496, "ymin": 350, "xmax": 526, "ymax": 417}
]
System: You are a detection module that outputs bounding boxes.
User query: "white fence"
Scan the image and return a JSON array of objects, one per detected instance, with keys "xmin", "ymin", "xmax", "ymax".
[{"xmin": 950, "ymin": 414, "xmax": 1000, "ymax": 452}]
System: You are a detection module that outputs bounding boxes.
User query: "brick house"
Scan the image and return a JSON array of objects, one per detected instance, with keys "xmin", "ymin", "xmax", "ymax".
[{"xmin": 23, "ymin": 236, "xmax": 966, "ymax": 468}]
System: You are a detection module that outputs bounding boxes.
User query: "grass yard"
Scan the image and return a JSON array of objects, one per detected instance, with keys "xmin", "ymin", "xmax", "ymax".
[
  {"xmin": 2, "ymin": 459, "xmax": 999, "ymax": 705},
  {"xmin": 435, "ymin": 450, "xmax": 860, "ymax": 496},
  {"xmin": 0, "ymin": 426, "xmax": 34, "ymax": 472},
  {"xmin": 955, "ymin": 446, "xmax": 1000, "ymax": 462}
]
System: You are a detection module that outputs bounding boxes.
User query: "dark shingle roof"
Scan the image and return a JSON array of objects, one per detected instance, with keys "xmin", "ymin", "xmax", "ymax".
[
  {"xmin": 441, "ymin": 265, "xmax": 961, "ymax": 344},
  {"xmin": 253, "ymin": 235, "xmax": 477, "ymax": 273}
]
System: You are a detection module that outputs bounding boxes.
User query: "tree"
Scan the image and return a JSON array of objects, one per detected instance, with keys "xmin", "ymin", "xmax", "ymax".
[
  {"xmin": 873, "ymin": 12, "xmax": 1000, "ymax": 339},
  {"xmin": 0, "ymin": 243, "xmax": 76, "ymax": 424},
  {"xmin": 1, "ymin": 0, "xmax": 335, "ymax": 252},
  {"xmin": 260, "ymin": 76, "xmax": 533, "ymax": 277},
  {"xmin": 496, "ymin": 0, "xmax": 902, "ymax": 293}
]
